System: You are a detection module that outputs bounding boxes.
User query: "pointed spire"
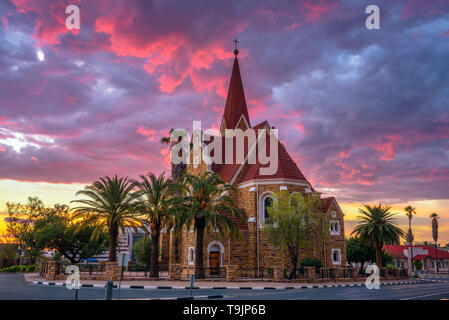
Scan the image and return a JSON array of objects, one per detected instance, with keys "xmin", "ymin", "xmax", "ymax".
[{"xmin": 221, "ymin": 53, "xmax": 250, "ymax": 132}]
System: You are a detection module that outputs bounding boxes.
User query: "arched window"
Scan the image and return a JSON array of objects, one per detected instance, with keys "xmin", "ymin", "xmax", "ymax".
[
  {"xmin": 332, "ymin": 249, "xmax": 341, "ymax": 265},
  {"xmin": 188, "ymin": 247, "xmax": 195, "ymax": 265},
  {"xmin": 330, "ymin": 220, "xmax": 341, "ymax": 235},
  {"xmin": 264, "ymin": 196, "xmax": 273, "ymax": 220},
  {"xmin": 259, "ymin": 192, "xmax": 274, "ymax": 226}
]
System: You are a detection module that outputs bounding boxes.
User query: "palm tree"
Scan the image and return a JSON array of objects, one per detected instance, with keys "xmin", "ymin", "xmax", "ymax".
[
  {"xmin": 405, "ymin": 205, "xmax": 416, "ymax": 271},
  {"xmin": 161, "ymin": 128, "xmax": 188, "ymax": 262},
  {"xmin": 430, "ymin": 212, "xmax": 439, "ymax": 273},
  {"xmin": 176, "ymin": 171, "xmax": 245, "ymax": 278},
  {"xmin": 134, "ymin": 172, "xmax": 173, "ymax": 278},
  {"xmin": 71, "ymin": 175, "xmax": 142, "ymax": 262},
  {"xmin": 351, "ymin": 204, "xmax": 405, "ymax": 268},
  {"xmin": 161, "ymin": 128, "xmax": 187, "ymax": 181}
]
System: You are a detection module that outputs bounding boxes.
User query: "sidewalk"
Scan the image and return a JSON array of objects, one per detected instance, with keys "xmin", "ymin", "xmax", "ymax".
[{"xmin": 25, "ymin": 273, "xmax": 420, "ymax": 290}]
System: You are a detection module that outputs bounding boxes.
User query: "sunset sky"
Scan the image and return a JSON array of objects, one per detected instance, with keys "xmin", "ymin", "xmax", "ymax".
[{"xmin": 0, "ymin": 0, "xmax": 448, "ymax": 244}]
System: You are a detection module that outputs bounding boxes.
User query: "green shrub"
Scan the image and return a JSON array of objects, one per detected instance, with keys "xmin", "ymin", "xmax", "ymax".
[
  {"xmin": 27, "ymin": 265, "xmax": 38, "ymax": 272},
  {"xmin": 300, "ymin": 257, "xmax": 323, "ymax": 272},
  {"xmin": 0, "ymin": 265, "xmax": 38, "ymax": 273}
]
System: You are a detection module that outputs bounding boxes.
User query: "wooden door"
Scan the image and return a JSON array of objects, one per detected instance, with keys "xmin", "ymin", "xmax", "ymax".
[{"xmin": 209, "ymin": 252, "xmax": 220, "ymax": 274}]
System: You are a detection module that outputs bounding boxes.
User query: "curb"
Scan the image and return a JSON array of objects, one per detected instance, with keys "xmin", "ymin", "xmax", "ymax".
[
  {"xmin": 32, "ymin": 280, "xmax": 421, "ymax": 290},
  {"xmin": 142, "ymin": 294, "xmax": 232, "ymax": 300},
  {"xmin": 419, "ymin": 278, "xmax": 448, "ymax": 283}
]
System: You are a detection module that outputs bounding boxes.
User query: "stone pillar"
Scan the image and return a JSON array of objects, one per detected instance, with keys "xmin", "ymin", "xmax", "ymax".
[
  {"xmin": 272, "ymin": 266, "xmax": 284, "ymax": 282},
  {"xmin": 403, "ymin": 268, "xmax": 408, "ymax": 278},
  {"xmin": 304, "ymin": 266, "xmax": 316, "ymax": 281},
  {"xmin": 44, "ymin": 261, "xmax": 60, "ymax": 280},
  {"xmin": 105, "ymin": 262, "xmax": 121, "ymax": 281},
  {"xmin": 331, "ymin": 267, "xmax": 340, "ymax": 279},
  {"xmin": 226, "ymin": 265, "xmax": 239, "ymax": 281},
  {"xmin": 169, "ymin": 263, "xmax": 182, "ymax": 280},
  {"xmin": 349, "ymin": 267, "xmax": 359, "ymax": 279},
  {"xmin": 394, "ymin": 269, "xmax": 400, "ymax": 278},
  {"xmin": 39, "ymin": 261, "xmax": 46, "ymax": 277}
]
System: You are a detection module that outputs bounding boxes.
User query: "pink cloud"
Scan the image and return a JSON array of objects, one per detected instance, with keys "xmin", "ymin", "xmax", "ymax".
[
  {"xmin": 11, "ymin": 0, "xmax": 81, "ymax": 46},
  {"xmin": 301, "ymin": 0, "xmax": 338, "ymax": 23},
  {"xmin": 136, "ymin": 126, "xmax": 157, "ymax": 142},
  {"xmin": 401, "ymin": 0, "xmax": 441, "ymax": 20}
]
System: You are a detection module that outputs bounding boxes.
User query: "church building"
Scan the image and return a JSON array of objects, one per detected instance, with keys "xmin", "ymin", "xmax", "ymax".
[{"xmin": 160, "ymin": 48, "xmax": 347, "ymax": 279}]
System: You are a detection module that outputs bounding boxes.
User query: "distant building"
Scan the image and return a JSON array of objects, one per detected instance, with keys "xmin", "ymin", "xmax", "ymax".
[
  {"xmin": 90, "ymin": 229, "xmax": 145, "ymax": 262},
  {"xmin": 384, "ymin": 245, "xmax": 449, "ymax": 273}
]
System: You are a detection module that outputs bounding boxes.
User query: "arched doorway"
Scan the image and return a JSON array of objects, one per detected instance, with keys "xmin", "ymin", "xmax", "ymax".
[{"xmin": 207, "ymin": 241, "xmax": 224, "ymax": 275}]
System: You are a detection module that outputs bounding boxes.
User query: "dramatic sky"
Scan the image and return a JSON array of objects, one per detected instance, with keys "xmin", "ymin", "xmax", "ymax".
[{"xmin": 1, "ymin": 0, "xmax": 448, "ymax": 243}]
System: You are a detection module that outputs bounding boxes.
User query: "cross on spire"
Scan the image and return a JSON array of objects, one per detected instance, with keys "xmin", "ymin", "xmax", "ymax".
[{"xmin": 233, "ymin": 38, "xmax": 239, "ymax": 56}]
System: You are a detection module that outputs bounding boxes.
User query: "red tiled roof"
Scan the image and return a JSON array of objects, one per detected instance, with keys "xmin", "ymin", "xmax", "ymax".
[
  {"xmin": 222, "ymin": 57, "xmax": 250, "ymax": 130},
  {"xmin": 383, "ymin": 245, "xmax": 449, "ymax": 259},
  {"xmin": 383, "ymin": 245, "xmax": 406, "ymax": 258},
  {"xmin": 206, "ymin": 124, "xmax": 309, "ymax": 184},
  {"xmin": 251, "ymin": 121, "xmax": 268, "ymax": 131},
  {"xmin": 413, "ymin": 255, "xmax": 427, "ymax": 261},
  {"xmin": 212, "ymin": 56, "xmax": 308, "ymax": 185},
  {"xmin": 425, "ymin": 246, "xmax": 449, "ymax": 259},
  {"xmin": 238, "ymin": 131, "xmax": 308, "ymax": 183}
]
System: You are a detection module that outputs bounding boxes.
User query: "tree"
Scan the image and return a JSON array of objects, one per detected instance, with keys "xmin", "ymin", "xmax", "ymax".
[
  {"xmin": 134, "ymin": 172, "xmax": 173, "ymax": 277},
  {"xmin": 161, "ymin": 128, "xmax": 188, "ymax": 263},
  {"xmin": 430, "ymin": 212, "xmax": 439, "ymax": 273},
  {"xmin": 262, "ymin": 191, "xmax": 322, "ymax": 279},
  {"xmin": 176, "ymin": 171, "xmax": 245, "ymax": 278},
  {"xmin": 24, "ymin": 205, "xmax": 108, "ymax": 264},
  {"xmin": 5, "ymin": 197, "xmax": 46, "ymax": 265},
  {"xmin": 413, "ymin": 260, "xmax": 423, "ymax": 272},
  {"xmin": 351, "ymin": 204, "xmax": 405, "ymax": 268},
  {"xmin": 299, "ymin": 257, "xmax": 323, "ymax": 273},
  {"xmin": 405, "ymin": 205, "xmax": 417, "ymax": 271},
  {"xmin": 346, "ymin": 237, "xmax": 394, "ymax": 272},
  {"xmin": 0, "ymin": 243, "xmax": 17, "ymax": 268},
  {"xmin": 71, "ymin": 175, "xmax": 143, "ymax": 262},
  {"xmin": 132, "ymin": 237, "xmax": 152, "ymax": 268},
  {"xmin": 346, "ymin": 237, "xmax": 376, "ymax": 270}
]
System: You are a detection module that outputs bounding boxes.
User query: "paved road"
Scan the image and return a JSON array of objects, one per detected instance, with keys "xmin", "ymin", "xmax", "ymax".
[{"xmin": 1, "ymin": 274, "xmax": 449, "ymax": 300}]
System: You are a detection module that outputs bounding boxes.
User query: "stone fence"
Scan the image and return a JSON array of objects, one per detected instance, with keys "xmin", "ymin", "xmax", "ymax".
[{"xmin": 39, "ymin": 261, "xmax": 409, "ymax": 283}]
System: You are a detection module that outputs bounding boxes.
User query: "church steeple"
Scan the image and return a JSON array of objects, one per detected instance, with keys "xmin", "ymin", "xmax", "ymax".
[{"xmin": 220, "ymin": 42, "xmax": 250, "ymax": 134}]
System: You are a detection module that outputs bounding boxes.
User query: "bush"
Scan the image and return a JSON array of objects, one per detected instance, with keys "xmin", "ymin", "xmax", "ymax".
[
  {"xmin": 0, "ymin": 265, "xmax": 38, "ymax": 273},
  {"xmin": 27, "ymin": 265, "xmax": 38, "ymax": 272},
  {"xmin": 132, "ymin": 237, "xmax": 152, "ymax": 267},
  {"xmin": 300, "ymin": 257, "xmax": 323, "ymax": 272}
]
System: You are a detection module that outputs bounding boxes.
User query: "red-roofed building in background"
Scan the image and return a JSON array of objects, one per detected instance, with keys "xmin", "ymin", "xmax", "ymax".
[
  {"xmin": 159, "ymin": 47, "xmax": 346, "ymax": 276},
  {"xmin": 384, "ymin": 245, "xmax": 449, "ymax": 273}
]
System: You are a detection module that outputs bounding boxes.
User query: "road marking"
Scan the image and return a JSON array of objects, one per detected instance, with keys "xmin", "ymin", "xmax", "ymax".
[{"xmin": 400, "ymin": 290, "xmax": 449, "ymax": 300}]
